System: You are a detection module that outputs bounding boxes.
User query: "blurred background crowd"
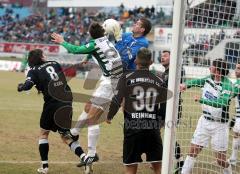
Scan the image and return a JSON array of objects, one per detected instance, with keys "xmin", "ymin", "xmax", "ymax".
[{"xmin": 0, "ymin": 0, "xmax": 238, "ymax": 44}]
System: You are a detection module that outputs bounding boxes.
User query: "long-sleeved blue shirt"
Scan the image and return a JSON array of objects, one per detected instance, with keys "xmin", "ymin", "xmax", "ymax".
[{"xmin": 115, "ymin": 32, "xmax": 149, "ymax": 70}]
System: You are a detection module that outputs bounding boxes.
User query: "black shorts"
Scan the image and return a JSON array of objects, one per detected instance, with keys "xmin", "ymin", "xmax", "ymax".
[
  {"xmin": 123, "ymin": 130, "xmax": 163, "ymax": 165},
  {"xmin": 40, "ymin": 102, "xmax": 72, "ymax": 133}
]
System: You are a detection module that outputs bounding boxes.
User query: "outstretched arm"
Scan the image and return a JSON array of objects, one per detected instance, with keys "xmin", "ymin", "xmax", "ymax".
[
  {"xmin": 51, "ymin": 33, "xmax": 95, "ymax": 54},
  {"xmin": 180, "ymin": 77, "xmax": 206, "ymax": 92},
  {"xmin": 184, "ymin": 77, "xmax": 207, "ymax": 88},
  {"xmin": 51, "ymin": 32, "xmax": 65, "ymax": 44}
]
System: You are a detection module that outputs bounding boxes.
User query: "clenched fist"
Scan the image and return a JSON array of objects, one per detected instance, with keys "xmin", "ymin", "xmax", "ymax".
[{"xmin": 17, "ymin": 83, "xmax": 24, "ymax": 92}]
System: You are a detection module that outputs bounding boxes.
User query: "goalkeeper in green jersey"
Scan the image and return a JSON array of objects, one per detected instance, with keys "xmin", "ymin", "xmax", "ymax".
[{"xmin": 180, "ymin": 59, "xmax": 233, "ymax": 174}]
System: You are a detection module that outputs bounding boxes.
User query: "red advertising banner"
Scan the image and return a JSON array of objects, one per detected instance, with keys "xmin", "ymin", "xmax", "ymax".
[{"xmin": 0, "ymin": 42, "xmax": 60, "ymax": 54}]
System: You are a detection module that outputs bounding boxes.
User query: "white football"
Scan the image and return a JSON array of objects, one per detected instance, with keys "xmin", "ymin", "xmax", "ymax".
[{"xmin": 102, "ymin": 19, "xmax": 121, "ymax": 36}]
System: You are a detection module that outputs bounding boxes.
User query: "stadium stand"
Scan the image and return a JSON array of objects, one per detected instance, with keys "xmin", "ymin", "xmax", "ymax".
[{"xmin": 0, "ymin": 3, "xmax": 167, "ymax": 44}]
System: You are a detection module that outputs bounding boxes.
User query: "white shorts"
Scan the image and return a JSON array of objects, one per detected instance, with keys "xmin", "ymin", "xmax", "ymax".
[
  {"xmin": 90, "ymin": 82, "xmax": 114, "ymax": 110},
  {"xmin": 233, "ymin": 117, "xmax": 240, "ymax": 133},
  {"xmin": 191, "ymin": 115, "xmax": 229, "ymax": 152}
]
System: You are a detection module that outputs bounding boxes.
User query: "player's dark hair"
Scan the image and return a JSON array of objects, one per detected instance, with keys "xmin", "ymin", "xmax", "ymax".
[
  {"xmin": 158, "ymin": 50, "xmax": 170, "ymax": 63},
  {"xmin": 28, "ymin": 49, "xmax": 44, "ymax": 68},
  {"xmin": 212, "ymin": 58, "xmax": 229, "ymax": 76},
  {"xmin": 162, "ymin": 50, "xmax": 170, "ymax": 55},
  {"xmin": 139, "ymin": 17, "xmax": 152, "ymax": 36},
  {"xmin": 89, "ymin": 22, "xmax": 105, "ymax": 39},
  {"xmin": 136, "ymin": 47, "xmax": 152, "ymax": 68}
]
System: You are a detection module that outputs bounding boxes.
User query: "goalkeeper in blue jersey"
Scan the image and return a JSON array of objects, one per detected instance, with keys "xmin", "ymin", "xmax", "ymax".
[
  {"xmin": 180, "ymin": 59, "xmax": 233, "ymax": 174},
  {"xmin": 104, "ymin": 17, "xmax": 152, "ymax": 71}
]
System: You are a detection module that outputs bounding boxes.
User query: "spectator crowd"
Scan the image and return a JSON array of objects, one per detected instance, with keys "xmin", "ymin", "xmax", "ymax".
[
  {"xmin": 0, "ymin": 0, "xmax": 239, "ymax": 44},
  {"xmin": 0, "ymin": 3, "xmax": 159, "ymax": 44}
]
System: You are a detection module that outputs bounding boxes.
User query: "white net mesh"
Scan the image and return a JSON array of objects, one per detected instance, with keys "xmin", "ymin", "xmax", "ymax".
[{"xmin": 175, "ymin": 0, "xmax": 240, "ymax": 173}]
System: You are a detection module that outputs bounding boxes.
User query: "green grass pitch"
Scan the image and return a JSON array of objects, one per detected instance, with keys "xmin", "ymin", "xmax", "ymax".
[{"xmin": 0, "ymin": 71, "xmax": 239, "ymax": 174}]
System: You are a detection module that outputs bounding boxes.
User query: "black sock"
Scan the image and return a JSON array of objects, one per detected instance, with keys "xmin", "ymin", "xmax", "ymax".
[
  {"xmin": 39, "ymin": 139, "xmax": 49, "ymax": 168},
  {"xmin": 177, "ymin": 160, "xmax": 184, "ymax": 169},
  {"xmin": 69, "ymin": 141, "xmax": 84, "ymax": 157},
  {"xmin": 175, "ymin": 142, "xmax": 181, "ymax": 160}
]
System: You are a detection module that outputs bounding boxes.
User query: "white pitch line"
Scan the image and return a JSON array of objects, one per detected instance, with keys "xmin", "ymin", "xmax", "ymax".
[{"xmin": 0, "ymin": 160, "xmax": 121, "ymax": 164}]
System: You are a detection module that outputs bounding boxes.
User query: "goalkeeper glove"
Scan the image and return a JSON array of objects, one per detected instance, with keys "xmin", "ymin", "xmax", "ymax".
[{"xmin": 114, "ymin": 28, "xmax": 122, "ymax": 42}]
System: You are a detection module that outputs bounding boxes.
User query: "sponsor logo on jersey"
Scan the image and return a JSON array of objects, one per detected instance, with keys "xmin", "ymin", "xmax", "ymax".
[{"xmin": 204, "ymin": 91, "xmax": 217, "ymax": 100}]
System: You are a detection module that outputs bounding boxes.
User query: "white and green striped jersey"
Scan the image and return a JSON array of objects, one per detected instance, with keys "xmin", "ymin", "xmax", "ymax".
[
  {"xmin": 61, "ymin": 36, "xmax": 123, "ymax": 80},
  {"xmin": 233, "ymin": 79, "xmax": 240, "ymax": 117},
  {"xmin": 185, "ymin": 75, "xmax": 233, "ymax": 121}
]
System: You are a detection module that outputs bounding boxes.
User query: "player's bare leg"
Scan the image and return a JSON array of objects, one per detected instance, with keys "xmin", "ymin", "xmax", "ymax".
[
  {"xmin": 74, "ymin": 102, "xmax": 101, "ymax": 169},
  {"xmin": 85, "ymin": 103, "xmax": 103, "ymax": 159},
  {"xmin": 71, "ymin": 102, "xmax": 92, "ymax": 135},
  {"xmin": 125, "ymin": 164, "xmax": 138, "ymax": 174},
  {"xmin": 37, "ymin": 129, "xmax": 50, "ymax": 174},
  {"xmin": 151, "ymin": 162, "xmax": 161, "ymax": 174},
  {"xmin": 215, "ymin": 151, "xmax": 232, "ymax": 174},
  {"xmin": 181, "ymin": 143, "xmax": 203, "ymax": 174}
]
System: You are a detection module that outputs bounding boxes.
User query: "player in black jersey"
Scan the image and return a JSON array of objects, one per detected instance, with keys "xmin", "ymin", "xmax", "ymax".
[
  {"xmin": 17, "ymin": 49, "xmax": 85, "ymax": 174},
  {"xmin": 107, "ymin": 48, "xmax": 167, "ymax": 174}
]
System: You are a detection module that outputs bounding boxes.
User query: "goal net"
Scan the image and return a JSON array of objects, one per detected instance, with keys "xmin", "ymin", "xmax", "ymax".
[{"xmin": 167, "ymin": 0, "xmax": 240, "ymax": 173}]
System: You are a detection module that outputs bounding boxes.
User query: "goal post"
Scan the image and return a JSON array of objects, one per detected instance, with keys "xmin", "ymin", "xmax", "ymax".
[
  {"xmin": 162, "ymin": 0, "xmax": 239, "ymax": 173},
  {"xmin": 161, "ymin": 0, "xmax": 187, "ymax": 173}
]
